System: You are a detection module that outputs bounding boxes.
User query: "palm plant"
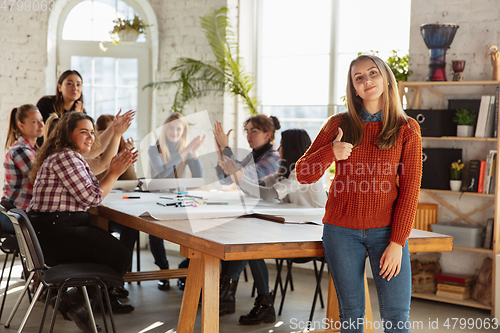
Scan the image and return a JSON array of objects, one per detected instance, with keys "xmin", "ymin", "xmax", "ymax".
[{"xmin": 143, "ymin": 7, "xmax": 258, "ymax": 115}]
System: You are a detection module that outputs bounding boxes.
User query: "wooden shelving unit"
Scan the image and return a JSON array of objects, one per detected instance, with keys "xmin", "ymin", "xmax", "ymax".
[
  {"xmin": 411, "ymin": 292, "xmax": 492, "ymax": 310},
  {"xmin": 400, "ymin": 81, "xmax": 500, "ymax": 317}
]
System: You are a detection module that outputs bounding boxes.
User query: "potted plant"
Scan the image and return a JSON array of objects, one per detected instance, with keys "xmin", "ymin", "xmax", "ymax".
[
  {"xmin": 453, "ymin": 108, "xmax": 476, "ymax": 137},
  {"xmin": 143, "ymin": 7, "xmax": 258, "ymax": 115},
  {"xmin": 450, "ymin": 159, "xmax": 464, "ymax": 191},
  {"xmin": 110, "ymin": 15, "xmax": 149, "ymax": 45}
]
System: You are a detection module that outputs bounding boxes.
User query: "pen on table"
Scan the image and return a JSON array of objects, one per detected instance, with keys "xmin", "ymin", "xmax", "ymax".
[
  {"xmin": 185, "ymin": 194, "xmax": 205, "ymax": 200},
  {"xmin": 157, "ymin": 202, "xmax": 182, "ymax": 207},
  {"xmin": 205, "ymin": 202, "xmax": 229, "ymax": 205},
  {"xmin": 123, "ymin": 196, "xmax": 141, "ymax": 199},
  {"xmin": 159, "ymin": 196, "xmax": 174, "ymax": 200}
]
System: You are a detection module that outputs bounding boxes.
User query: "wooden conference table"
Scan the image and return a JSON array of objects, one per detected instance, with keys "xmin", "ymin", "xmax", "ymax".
[{"xmin": 94, "ymin": 192, "xmax": 453, "ymax": 333}]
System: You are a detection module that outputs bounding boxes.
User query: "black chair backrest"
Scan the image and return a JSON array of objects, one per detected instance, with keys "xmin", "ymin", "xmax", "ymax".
[{"xmin": 7, "ymin": 208, "xmax": 45, "ymax": 273}]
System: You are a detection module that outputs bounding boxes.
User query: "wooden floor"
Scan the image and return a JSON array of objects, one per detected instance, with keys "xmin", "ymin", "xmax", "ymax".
[{"xmin": 0, "ymin": 249, "xmax": 494, "ymax": 333}]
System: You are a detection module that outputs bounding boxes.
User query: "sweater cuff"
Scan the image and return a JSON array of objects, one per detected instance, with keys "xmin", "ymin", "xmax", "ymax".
[
  {"xmin": 223, "ymin": 147, "xmax": 233, "ymax": 158},
  {"xmin": 332, "ymin": 145, "xmax": 338, "ymax": 162}
]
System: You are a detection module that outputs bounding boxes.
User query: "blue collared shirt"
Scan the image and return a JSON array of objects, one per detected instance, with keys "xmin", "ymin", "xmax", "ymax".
[{"xmin": 360, "ymin": 109, "xmax": 383, "ymax": 122}]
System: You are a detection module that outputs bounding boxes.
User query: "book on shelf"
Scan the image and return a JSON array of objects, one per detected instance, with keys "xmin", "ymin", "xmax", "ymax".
[
  {"xmin": 436, "ymin": 290, "xmax": 470, "ymax": 300},
  {"xmin": 477, "ymin": 160, "xmax": 486, "ymax": 193},
  {"xmin": 485, "ymin": 95, "xmax": 496, "ymax": 138},
  {"xmin": 494, "ymin": 87, "xmax": 499, "ymax": 138},
  {"xmin": 493, "ymin": 86, "xmax": 500, "ymax": 138},
  {"xmin": 435, "ymin": 273, "xmax": 474, "ymax": 286},
  {"xmin": 483, "ymin": 150, "xmax": 497, "ymax": 194},
  {"xmin": 437, "ymin": 283, "xmax": 471, "ymax": 294},
  {"xmin": 475, "ymin": 95, "xmax": 493, "ymax": 138},
  {"xmin": 466, "ymin": 160, "xmax": 480, "ymax": 192},
  {"xmin": 483, "ymin": 218, "xmax": 494, "ymax": 249}
]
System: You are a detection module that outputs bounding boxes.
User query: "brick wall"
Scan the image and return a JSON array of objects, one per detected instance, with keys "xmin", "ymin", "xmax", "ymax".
[
  {"xmin": 409, "ymin": 0, "xmax": 500, "ymax": 82},
  {"xmin": 0, "ymin": 0, "xmax": 231, "ymax": 181}
]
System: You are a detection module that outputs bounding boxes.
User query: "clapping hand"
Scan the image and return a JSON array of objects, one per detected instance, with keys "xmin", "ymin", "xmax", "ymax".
[
  {"xmin": 219, "ymin": 156, "xmax": 244, "ymax": 182},
  {"xmin": 109, "ymin": 149, "xmax": 138, "ymax": 177},
  {"xmin": 113, "ymin": 109, "xmax": 136, "ymax": 136},
  {"xmin": 213, "ymin": 121, "xmax": 232, "ymax": 150},
  {"xmin": 75, "ymin": 100, "xmax": 84, "ymax": 113},
  {"xmin": 124, "ymin": 138, "xmax": 135, "ymax": 151}
]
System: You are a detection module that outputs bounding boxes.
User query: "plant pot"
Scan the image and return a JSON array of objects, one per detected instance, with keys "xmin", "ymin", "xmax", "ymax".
[
  {"xmin": 456, "ymin": 125, "xmax": 474, "ymax": 137},
  {"xmin": 117, "ymin": 30, "xmax": 140, "ymax": 42},
  {"xmin": 449, "ymin": 180, "xmax": 462, "ymax": 191}
]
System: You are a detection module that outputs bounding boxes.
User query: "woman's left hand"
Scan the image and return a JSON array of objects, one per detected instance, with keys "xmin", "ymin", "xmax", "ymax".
[
  {"xmin": 109, "ymin": 149, "xmax": 138, "ymax": 177},
  {"xmin": 221, "ymin": 156, "xmax": 243, "ymax": 182},
  {"xmin": 124, "ymin": 138, "xmax": 134, "ymax": 151},
  {"xmin": 379, "ymin": 241, "xmax": 402, "ymax": 281},
  {"xmin": 75, "ymin": 100, "xmax": 84, "ymax": 113}
]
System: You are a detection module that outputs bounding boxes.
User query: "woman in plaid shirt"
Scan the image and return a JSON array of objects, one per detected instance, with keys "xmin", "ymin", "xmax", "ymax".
[
  {"xmin": 1, "ymin": 104, "xmax": 44, "ymax": 233},
  {"xmin": 27, "ymin": 112, "xmax": 137, "ymax": 333},
  {"xmin": 213, "ymin": 114, "xmax": 281, "ymax": 316}
]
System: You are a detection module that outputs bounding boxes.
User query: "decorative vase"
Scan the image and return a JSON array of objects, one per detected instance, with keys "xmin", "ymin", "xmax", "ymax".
[
  {"xmin": 456, "ymin": 125, "xmax": 474, "ymax": 137},
  {"xmin": 452, "ymin": 60, "xmax": 466, "ymax": 81},
  {"xmin": 449, "ymin": 180, "xmax": 462, "ymax": 191},
  {"xmin": 420, "ymin": 23, "xmax": 459, "ymax": 81},
  {"xmin": 117, "ymin": 30, "xmax": 140, "ymax": 42}
]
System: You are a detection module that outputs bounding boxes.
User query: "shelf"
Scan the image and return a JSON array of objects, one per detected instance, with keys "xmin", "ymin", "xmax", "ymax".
[
  {"xmin": 402, "ymin": 81, "xmax": 500, "ymax": 87},
  {"xmin": 420, "ymin": 189, "xmax": 495, "ymax": 198},
  {"xmin": 453, "ymin": 246, "xmax": 493, "ymax": 254},
  {"xmin": 422, "ymin": 136, "xmax": 497, "ymax": 142},
  {"xmin": 411, "ymin": 292, "xmax": 492, "ymax": 310}
]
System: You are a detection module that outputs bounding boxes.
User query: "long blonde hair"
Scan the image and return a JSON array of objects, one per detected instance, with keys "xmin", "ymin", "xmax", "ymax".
[
  {"xmin": 342, "ymin": 54, "xmax": 407, "ymax": 149},
  {"xmin": 5, "ymin": 104, "xmax": 39, "ymax": 150},
  {"xmin": 156, "ymin": 113, "xmax": 188, "ymax": 177}
]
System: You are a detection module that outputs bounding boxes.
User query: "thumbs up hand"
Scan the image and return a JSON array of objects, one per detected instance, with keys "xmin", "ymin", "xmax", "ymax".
[{"xmin": 332, "ymin": 128, "xmax": 353, "ymax": 161}]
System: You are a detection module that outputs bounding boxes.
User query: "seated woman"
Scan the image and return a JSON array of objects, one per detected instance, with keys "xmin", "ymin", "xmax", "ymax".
[
  {"xmin": 147, "ymin": 112, "xmax": 205, "ymax": 290},
  {"xmin": 36, "ymin": 69, "xmax": 135, "ymax": 158},
  {"xmin": 219, "ymin": 129, "xmax": 327, "ymax": 324},
  {"xmin": 1, "ymin": 104, "xmax": 44, "ymax": 232},
  {"xmin": 213, "ymin": 114, "xmax": 281, "ymax": 314},
  {"xmin": 96, "ymin": 114, "xmax": 138, "ymax": 297},
  {"xmin": 213, "ymin": 114, "xmax": 281, "ymax": 188},
  {"xmin": 27, "ymin": 112, "xmax": 138, "ymax": 333}
]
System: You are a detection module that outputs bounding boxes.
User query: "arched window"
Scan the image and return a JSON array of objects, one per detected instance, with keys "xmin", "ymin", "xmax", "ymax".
[{"xmin": 57, "ymin": 0, "xmax": 152, "ymax": 144}]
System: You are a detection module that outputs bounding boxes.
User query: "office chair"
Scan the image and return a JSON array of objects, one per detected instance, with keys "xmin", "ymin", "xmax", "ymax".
[
  {"xmin": 0, "ymin": 202, "xmax": 31, "ymax": 323},
  {"xmin": 4, "ymin": 208, "xmax": 123, "ymax": 333},
  {"xmin": 273, "ymin": 257, "xmax": 326, "ymax": 323}
]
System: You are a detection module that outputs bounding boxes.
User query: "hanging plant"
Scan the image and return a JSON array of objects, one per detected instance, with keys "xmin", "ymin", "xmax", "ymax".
[{"xmin": 110, "ymin": 15, "xmax": 149, "ymax": 45}]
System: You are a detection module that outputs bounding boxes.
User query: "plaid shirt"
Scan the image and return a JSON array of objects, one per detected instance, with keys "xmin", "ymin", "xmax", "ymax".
[
  {"xmin": 216, "ymin": 146, "xmax": 280, "ymax": 185},
  {"xmin": 28, "ymin": 149, "xmax": 103, "ymax": 212},
  {"xmin": 2, "ymin": 137, "xmax": 38, "ymax": 210}
]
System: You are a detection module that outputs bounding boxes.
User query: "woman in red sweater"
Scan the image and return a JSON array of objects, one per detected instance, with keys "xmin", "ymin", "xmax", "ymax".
[{"xmin": 296, "ymin": 54, "xmax": 422, "ymax": 333}]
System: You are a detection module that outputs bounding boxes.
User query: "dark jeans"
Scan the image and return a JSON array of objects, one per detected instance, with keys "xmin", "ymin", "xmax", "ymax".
[
  {"xmin": 108, "ymin": 221, "xmax": 139, "ymax": 271},
  {"xmin": 222, "ymin": 259, "xmax": 270, "ymax": 296},
  {"xmin": 108, "ymin": 223, "xmax": 170, "ymax": 271},
  {"xmin": 149, "ymin": 235, "xmax": 169, "ymax": 269},
  {"xmin": 28, "ymin": 211, "xmax": 131, "ymax": 277}
]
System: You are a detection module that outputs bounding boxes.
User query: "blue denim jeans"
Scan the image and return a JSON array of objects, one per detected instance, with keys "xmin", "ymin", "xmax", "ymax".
[{"xmin": 322, "ymin": 223, "xmax": 411, "ymax": 333}]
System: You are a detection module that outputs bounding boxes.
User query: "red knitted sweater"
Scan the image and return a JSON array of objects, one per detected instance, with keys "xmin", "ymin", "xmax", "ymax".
[{"xmin": 296, "ymin": 113, "xmax": 422, "ymax": 246}]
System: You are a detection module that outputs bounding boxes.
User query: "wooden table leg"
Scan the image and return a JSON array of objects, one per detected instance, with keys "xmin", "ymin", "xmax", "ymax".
[
  {"xmin": 177, "ymin": 250, "xmax": 203, "ymax": 333},
  {"xmin": 177, "ymin": 248, "xmax": 220, "ymax": 333},
  {"xmin": 201, "ymin": 254, "xmax": 219, "ymax": 333},
  {"xmin": 364, "ymin": 273, "xmax": 375, "ymax": 333}
]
